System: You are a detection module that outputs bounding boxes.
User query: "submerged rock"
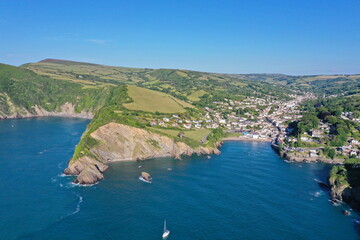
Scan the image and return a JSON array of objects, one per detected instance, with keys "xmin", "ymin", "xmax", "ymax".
[{"xmin": 343, "ymin": 210, "xmax": 351, "ymax": 216}]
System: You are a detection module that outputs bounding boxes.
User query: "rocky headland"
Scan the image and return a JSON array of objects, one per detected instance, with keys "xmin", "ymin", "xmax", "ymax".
[
  {"xmin": 64, "ymin": 122, "xmax": 220, "ymax": 184},
  {"xmin": 0, "ymin": 100, "xmax": 93, "ymax": 119},
  {"xmin": 329, "ymin": 163, "xmax": 360, "ymax": 211}
]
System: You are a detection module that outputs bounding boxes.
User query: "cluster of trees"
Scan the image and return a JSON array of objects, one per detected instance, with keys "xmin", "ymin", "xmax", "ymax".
[
  {"xmin": 293, "ymin": 113, "xmax": 319, "ymax": 135},
  {"xmin": 291, "ymin": 95, "xmax": 360, "ymax": 148}
]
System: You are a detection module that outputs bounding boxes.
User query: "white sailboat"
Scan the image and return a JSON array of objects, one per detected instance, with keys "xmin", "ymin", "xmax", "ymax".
[{"xmin": 162, "ymin": 219, "xmax": 170, "ymax": 239}]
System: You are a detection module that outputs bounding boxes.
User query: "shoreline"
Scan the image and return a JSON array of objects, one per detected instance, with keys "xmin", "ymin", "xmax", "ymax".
[
  {"xmin": 222, "ymin": 137, "xmax": 272, "ymax": 142},
  {"xmin": 0, "ymin": 113, "xmax": 93, "ymax": 120}
]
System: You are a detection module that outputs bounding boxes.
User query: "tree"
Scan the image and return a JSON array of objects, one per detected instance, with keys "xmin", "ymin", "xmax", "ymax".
[{"xmin": 324, "ymin": 147, "xmax": 336, "ymax": 159}]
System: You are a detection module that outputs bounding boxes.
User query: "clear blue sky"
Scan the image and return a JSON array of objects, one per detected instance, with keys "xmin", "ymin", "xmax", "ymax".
[{"xmin": 1, "ymin": 0, "xmax": 359, "ymax": 75}]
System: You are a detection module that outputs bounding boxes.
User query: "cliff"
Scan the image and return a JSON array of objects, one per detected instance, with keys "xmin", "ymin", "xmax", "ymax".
[
  {"xmin": 64, "ymin": 122, "xmax": 220, "ymax": 184},
  {"xmin": 0, "ymin": 95, "xmax": 93, "ymax": 119},
  {"xmin": 329, "ymin": 163, "xmax": 360, "ymax": 211}
]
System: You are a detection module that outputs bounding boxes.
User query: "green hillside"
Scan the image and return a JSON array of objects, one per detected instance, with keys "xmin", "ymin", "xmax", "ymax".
[
  {"xmin": 230, "ymin": 73, "xmax": 360, "ymax": 95},
  {"xmin": 0, "ymin": 63, "xmax": 117, "ymax": 116},
  {"xmin": 21, "ymin": 59, "xmax": 293, "ymax": 103},
  {"xmin": 124, "ymin": 85, "xmax": 194, "ymax": 113}
]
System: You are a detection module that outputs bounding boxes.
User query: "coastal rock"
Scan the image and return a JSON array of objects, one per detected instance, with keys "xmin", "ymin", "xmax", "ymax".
[
  {"xmin": 74, "ymin": 164, "xmax": 105, "ymax": 185},
  {"xmin": 0, "ymin": 96, "xmax": 93, "ymax": 119},
  {"xmin": 281, "ymin": 151, "xmax": 344, "ymax": 164},
  {"xmin": 64, "ymin": 156, "xmax": 108, "ymax": 175},
  {"xmin": 65, "ymin": 122, "xmax": 220, "ymax": 185},
  {"xmin": 89, "ymin": 122, "xmax": 218, "ymax": 161},
  {"xmin": 328, "ymin": 164, "xmax": 360, "ymax": 211}
]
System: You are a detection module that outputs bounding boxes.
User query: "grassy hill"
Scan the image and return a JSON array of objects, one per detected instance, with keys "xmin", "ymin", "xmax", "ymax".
[
  {"xmin": 0, "ymin": 63, "xmax": 118, "ymax": 116},
  {"xmin": 230, "ymin": 73, "xmax": 360, "ymax": 95},
  {"xmin": 21, "ymin": 59, "xmax": 293, "ymax": 103},
  {"xmin": 124, "ymin": 85, "xmax": 194, "ymax": 113}
]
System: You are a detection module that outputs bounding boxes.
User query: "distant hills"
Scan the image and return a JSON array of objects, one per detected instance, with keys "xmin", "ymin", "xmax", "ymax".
[
  {"xmin": 1, "ymin": 58, "xmax": 359, "ymax": 119},
  {"xmin": 21, "ymin": 59, "xmax": 360, "ymax": 98}
]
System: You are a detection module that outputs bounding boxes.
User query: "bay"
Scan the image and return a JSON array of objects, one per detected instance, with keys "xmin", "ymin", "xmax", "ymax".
[{"xmin": 0, "ymin": 118, "xmax": 358, "ymax": 239}]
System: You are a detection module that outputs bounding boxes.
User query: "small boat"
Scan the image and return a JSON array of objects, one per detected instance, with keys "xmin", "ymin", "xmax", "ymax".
[
  {"xmin": 139, "ymin": 172, "xmax": 152, "ymax": 183},
  {"xmin": 162, "ymin": 219, "xmax": 170, "ymax": 239},
  {"xmin": 138, "ymin": 165, "xmax": 142, "ymax": 168},
  {"xmin": 207, "ymin": 155, "xmax": 211, "ymax": 159},
  {"xmin": 167, "ymin": 168, "xmax": 172, "ymax": 171}
]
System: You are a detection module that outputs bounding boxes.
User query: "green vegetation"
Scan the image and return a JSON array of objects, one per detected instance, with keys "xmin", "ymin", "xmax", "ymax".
[
  {"xmin": 329, "ymin": 165, "xmax": 349, "ymax": 187},
  {"xmin": 345, "ymin": 158, "xmax": 360, "ymax": 164},
  {"xmin": 294, "ymin": 113, "xmax": 319, "ymax": 135},
  {"xmin": 0, "ymin": 63, "xmax": 120, "ymax": 115},
  {"xmin": 290, "ymin": 94, "xmax": 360, "ymax": 148},
  {"xmin": 323, "ymin": 147, "xmax": 336, "ymax": 159},
  {"xmin": 207, "ymin": 128, "xmax": 224, "ymax": 147},
  {"xmin": 124, "ymin": 85, "xmax": 194, "ymax": 113},
  {"xmin": 230, "ymin": 73, "xmax": 360, "ymax": 95},
  {"xmin": 150, "ymin": 127, "xmax": 210, "ymax": 142},
  {"xmin": 21, "ymin": 59, "xmax": 295, "ymax": 106},
  {"xmin": 188, "ymin": 90, "xmax": 208, "ymax": 101}
]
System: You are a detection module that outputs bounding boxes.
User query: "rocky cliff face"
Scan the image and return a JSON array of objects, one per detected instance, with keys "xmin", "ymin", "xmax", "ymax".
[
  {"xmin": 64, "ymin": 122, "xmax": 220, "ymax": 184},
  {"xmin": 329, "ymin": 164, "xmax": 360, "ymax": 210},
  {"xmin": 0, "ymin": 94, "xmax": 93, "ymax": 119}
]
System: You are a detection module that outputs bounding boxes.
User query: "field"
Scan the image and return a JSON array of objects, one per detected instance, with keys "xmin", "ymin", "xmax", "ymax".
[
  {"xmin": 22, "ymin": 59, "xmax": 143, "ymax": 87},
  {"xmin": 188, "ymin": 90, "xmax": 207, "ymax": 101},
  {"xmin": 150, "ymin": 127, "xmax": 211, "ymax": 142},
  {"xmin": 123, "ymin": 85, "xmax": 194, "ymax": 113}
]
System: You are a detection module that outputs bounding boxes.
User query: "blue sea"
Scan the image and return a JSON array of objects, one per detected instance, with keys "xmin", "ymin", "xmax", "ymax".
[{"xmin": 0, "ymin": 117, "xmax": 359, "ymax": 240}]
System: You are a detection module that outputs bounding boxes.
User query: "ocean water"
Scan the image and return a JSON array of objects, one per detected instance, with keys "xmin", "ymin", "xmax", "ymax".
[{"xmin": 0, "ymin": 117, "xmax": 359, "ymax": 240}]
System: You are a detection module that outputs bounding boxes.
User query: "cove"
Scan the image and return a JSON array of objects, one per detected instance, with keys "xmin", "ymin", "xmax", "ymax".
[{"xmin": 0, "ymin": 118, "xmax": 359, "ymax": 240}]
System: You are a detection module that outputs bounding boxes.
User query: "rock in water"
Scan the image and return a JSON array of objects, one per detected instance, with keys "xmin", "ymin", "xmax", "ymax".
[
  {"xmin": 65, "ymin": 123, "xmax": 220, "ymax": 185},
  {"xmin": 343, "ymin": 210, "xmax": 351, "ymax": 216}
]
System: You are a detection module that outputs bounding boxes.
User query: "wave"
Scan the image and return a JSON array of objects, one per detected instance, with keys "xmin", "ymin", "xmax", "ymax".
[
  {"xmin": 57, "ymin": 193, "xmax": 84, "ymax": 221},
  {"xmin": 71, "ymin": 194, "xmax": 83, "ymax": 215},
  {"xmin": 329, "ymin": 199, "xmax": 342, "ymax": 206},
  {"xmin": 70, "ymin": 182, "xmax": 99, "ymax": 187},
  {"xmin": 353, "ymin": 219, "xmax": 360, "ymax": 224},
  {"xmin": 310, "ymin": 191, "xmax": 322, "ymax": 197},
  {"xmin": 57, "ymin": 161, "xmax": 64, "ymax": 169},
  {"xmin": 38, "ymin": 149, "xmax": 48, "ymax": 154}
]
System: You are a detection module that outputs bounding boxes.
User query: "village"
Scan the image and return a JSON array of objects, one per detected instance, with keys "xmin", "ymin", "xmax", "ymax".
[
  {"xmin": 143, "ymin": 92, "xmax": 317, "ymax": 143},
  {"xmin": 139, "ymin": 91, "xmax": 360, "ymax": 160},
  {"xmin": 274, "ymin": 105, "xmax": 360, "ymax": 161}
]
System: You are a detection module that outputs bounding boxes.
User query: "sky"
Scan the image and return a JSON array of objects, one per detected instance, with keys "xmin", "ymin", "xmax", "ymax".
[{"xmin": 0, "ymin": 0, "xmax": 359, "ymax": 75}]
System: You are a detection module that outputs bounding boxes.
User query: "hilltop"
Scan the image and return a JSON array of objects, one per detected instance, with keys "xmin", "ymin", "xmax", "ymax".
[
  {"xmin": 22, "ymin": 59, "xmax": 360, "ymax": 99},
  {"xmin": 21, "ymin": 59, "xmax": 293, "ymax": 102}
]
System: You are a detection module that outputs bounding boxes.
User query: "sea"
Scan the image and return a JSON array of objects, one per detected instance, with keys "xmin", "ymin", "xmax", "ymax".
[{"xmin": 0, "ymin": 117, "xmax": 359, "ymax": 240}]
